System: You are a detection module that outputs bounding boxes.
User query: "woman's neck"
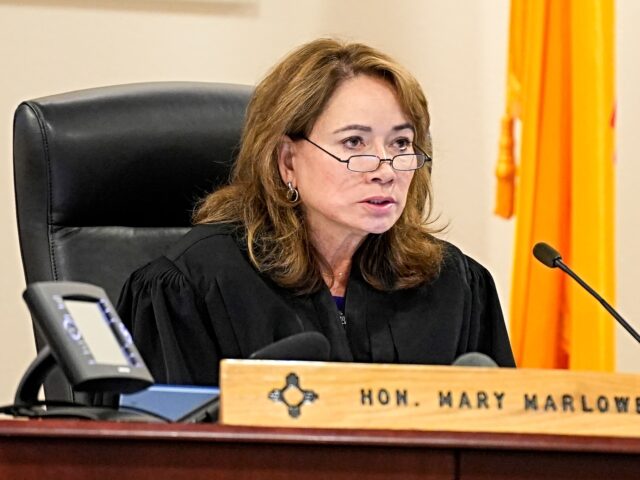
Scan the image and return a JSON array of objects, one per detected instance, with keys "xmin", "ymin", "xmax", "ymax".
[
  {"xmin": 321, "ymin": 258, "xmax": 352, "ymax": 297},
  {"xmin": 310, "ymin": 227, "xmax": 365, "ymax": 297}
]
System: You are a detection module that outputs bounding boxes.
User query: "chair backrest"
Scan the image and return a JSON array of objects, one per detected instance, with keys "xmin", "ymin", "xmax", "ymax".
[{"xmin": 13, "ymin": 82, "xmax": 252, "ymax": 401}]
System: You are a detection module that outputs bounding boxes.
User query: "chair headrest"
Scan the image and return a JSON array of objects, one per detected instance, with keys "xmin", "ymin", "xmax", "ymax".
[{"xmin": 14, "ymin": 81, "xmax": 252, "ymax": 227}]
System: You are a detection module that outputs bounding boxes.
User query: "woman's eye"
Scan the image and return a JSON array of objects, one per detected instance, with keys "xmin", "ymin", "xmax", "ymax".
[
  {"xmin": 342, "ymin": 136, "xmax": 364, "ymax": 149},
  {"xmin": 393, "ymin": 137, "xmax": 413, "ymax": 151}
]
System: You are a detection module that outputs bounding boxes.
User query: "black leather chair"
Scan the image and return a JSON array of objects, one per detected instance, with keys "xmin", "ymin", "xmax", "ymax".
[{"xmin": 13, "ymin": 82, "xmax": 252, "ymax": 401}]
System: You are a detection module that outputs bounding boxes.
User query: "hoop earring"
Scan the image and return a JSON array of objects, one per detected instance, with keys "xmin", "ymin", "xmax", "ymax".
[{"xmin": 286, "ymin": 182, "xmax": 299, "ymax": 203}]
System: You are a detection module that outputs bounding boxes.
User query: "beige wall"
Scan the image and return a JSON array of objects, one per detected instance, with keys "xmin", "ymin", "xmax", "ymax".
[
  {"xmin": 615, "ymin": 0, "xmax": 640, "ymax": 372},
  {"xmin": 0, "ymin": 0, "xmax": 637, "ymax": 405}
]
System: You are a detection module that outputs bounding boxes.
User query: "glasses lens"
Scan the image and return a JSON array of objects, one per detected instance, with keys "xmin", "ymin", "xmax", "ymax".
[
  {"xmin": 348, "ymin": 155, "xmax": 380, "ymax": 172},
  {"xmin": 392, "ymin": 154, "xmax": 425, "ymax": 171}
]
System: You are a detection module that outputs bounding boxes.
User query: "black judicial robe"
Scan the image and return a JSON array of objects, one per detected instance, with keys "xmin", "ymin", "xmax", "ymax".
[{"xmin": 117, "ymin": 224, "xmax": 515, "ymax": 386}]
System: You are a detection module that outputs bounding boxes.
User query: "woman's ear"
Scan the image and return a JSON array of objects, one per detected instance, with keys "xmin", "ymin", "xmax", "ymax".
[{"xmin": 277, "ymin": 135, "xmax": 296, "ymax": 184}]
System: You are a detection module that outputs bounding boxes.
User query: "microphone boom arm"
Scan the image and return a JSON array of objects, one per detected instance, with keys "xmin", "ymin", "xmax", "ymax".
[
  {"xmin": 533, "ymin": 242, "xmax": 640, "ymax": 345},
  {"xmin": 555, "ymin": 258, "xmax": 640, "ymax": 344}
]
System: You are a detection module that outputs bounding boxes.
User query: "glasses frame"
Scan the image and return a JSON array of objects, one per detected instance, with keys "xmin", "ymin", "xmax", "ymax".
[{"xmin": 301, "ymin": 136, "xmax": 432, "ymax": 173}]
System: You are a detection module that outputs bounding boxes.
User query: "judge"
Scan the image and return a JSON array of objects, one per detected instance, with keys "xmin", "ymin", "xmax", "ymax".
[{"xmin": 117, "ymin": 38, "xmax": 515, "ymax": 386}]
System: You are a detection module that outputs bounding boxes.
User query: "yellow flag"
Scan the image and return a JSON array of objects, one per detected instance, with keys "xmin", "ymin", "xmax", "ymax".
[{"xmin": 496, "ymin": 0, "xmax": 616, "ymax": 370}]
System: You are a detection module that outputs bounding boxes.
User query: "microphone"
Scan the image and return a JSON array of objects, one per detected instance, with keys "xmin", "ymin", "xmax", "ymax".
[
  {"xmin": 533, "ymin": 242, "xmax": 640, "ymax": 344},
  {"xmin": 249, "ymin": 332, "xmax": 331, "ymax": 362},
  {"xmin": 532, "ymin": 242, "xmax": 562, "ymax": 268},
  {"xmin": 452, "ymin": 352, "xmax": 498, "ymax": 367}
]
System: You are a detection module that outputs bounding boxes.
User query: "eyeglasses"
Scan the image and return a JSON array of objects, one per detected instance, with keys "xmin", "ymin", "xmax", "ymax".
[{"xmin": 301, "ymin": 136, "xmax": 432, "ymax": 173}]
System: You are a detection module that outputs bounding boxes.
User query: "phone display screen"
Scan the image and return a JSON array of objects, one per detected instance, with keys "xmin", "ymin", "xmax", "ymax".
[{"xmin": 64, "ymin": 300, "xmax": 128, "ymax": 366}]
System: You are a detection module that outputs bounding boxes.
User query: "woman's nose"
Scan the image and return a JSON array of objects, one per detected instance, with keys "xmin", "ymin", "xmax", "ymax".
[{"xmin": 368, "ymin": 158, "xmax": 396, "ymax": 183}]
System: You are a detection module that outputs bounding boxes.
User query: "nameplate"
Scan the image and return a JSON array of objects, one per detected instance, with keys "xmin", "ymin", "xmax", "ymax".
[{"xmin": 219, "ymin": 360, "xmax": 640, "ymax": 437}]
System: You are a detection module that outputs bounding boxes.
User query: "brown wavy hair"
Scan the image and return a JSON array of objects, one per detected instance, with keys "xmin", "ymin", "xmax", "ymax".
[{"xmin": 194, "ymin": 38, "xmax": 443, "ymax": 293}]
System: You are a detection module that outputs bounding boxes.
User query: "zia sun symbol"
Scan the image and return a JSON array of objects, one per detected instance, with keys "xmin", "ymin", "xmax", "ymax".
[{"xmin": 268, "ymin": 373, "xmax": 318, "ymax": 418}]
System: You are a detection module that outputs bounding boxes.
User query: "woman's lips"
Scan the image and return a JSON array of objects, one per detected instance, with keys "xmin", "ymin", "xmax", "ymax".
[
  {"xmin": 359, "ymin": 197, "xmax": 397, "ymax": 212},
  {"xmin": 361, "ymin": 196, "xmax": 396, "ymax": 205}
]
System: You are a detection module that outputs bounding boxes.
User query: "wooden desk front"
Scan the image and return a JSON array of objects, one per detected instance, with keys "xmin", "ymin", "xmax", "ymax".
[{"xmin": 0, "ymin": 419, "xmax": 638, "ymax": 479}]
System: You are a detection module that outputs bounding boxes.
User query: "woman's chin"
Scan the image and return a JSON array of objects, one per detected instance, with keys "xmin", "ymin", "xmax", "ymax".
[{"xmin": 363, "ymin": 221, "xmax": 398, "ymax": 235}]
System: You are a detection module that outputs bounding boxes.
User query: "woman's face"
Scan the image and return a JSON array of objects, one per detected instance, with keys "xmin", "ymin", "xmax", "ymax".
[{"xmin": 279, "ymin": 74, "xmax": 416, "ymax": 246}]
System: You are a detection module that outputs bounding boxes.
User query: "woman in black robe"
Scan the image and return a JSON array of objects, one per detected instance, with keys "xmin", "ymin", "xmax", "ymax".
[{"xmin": 118, "ymin": 39, "xmax": 515, "ymax": 386}]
